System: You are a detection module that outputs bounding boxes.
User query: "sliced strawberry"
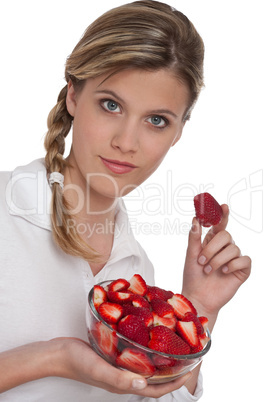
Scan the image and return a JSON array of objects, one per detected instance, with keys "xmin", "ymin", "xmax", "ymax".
[
  {"xmin": 94, "ymin": 321, "xmax": 118, "ymax": 358},
  {"xmin": 190, "ymin": 342, "xmax": 204, "ymax": 354},
  {"xmin": 152, "ymin": 312, "xmax": 177, "ymax": 331},
  {"xmin": 176, "ymin": 320, "xmax": 199, "ymax": 348},
  {"xmin": 128, "ymin": 274, "xmax": 147, "ymax": 296},
  {"xmin": 93, "ymin": 285, "xmax": 107, "ymax": 310},
  {"xmin": 118, "ymin": 314, "xmax": 149, "ymax": 347},
  {"xmin": 131, "ymin": 294, "xmax": 150, "ymax": 309},
  {"xmin": 107, "ymin": 291, "xmax": 132, "ymax": 304},
  {"xmin": 151, "ymin": 299, "xmax": 175, "ymax": 318},
  {"xmin": 194, "ymin": 192, "xmax": 223, "ymax": 227},
  {"xmin": 167, "ymin": 294, "xmax": 197, "ymax": 319},
  {"xmin": 108, "ymin": 278, "xmax": 130, "ymax": 292},
  {"xmin": 149, "ymin": 325, "xmax": 190, "ymax": 355},
  {"xmin": 116, "ymin": 348, "xmax": 155, "ymax": 377},
  {"xmin": 199, "ymin": 332, "xmax": 210, "ymax": 347},
  {"xmin": 152, "ymin": 354, "xmax": 176, "ymax": 369},
  {"xmin": 199, "ymin": 316, "xmax": 209, "ymax": 333},
  {"xmin": 98, "ymin": 302, "xmax": 123, "ymax": 324},
  {"xmin": 146, "ymin": 285, "xmax": 174, "ymax": 302},
  {"xmin": 123, "ymin": 305, "xmax": 153, "ymax": 327},
  {"xmin": 183, "ymin": 312, "xmax": 204, "ymax": 335}
]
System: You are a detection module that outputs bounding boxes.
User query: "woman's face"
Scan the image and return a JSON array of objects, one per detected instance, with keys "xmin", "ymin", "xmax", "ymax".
[{"xmin": 66, "ymin": 68, "xmax": 189, "ymax": 204}]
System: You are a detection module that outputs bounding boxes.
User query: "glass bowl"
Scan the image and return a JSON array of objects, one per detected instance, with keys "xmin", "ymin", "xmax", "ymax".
[{"xmin": 86, "ymin": 280, "xmax": 211, "ymax": 384}]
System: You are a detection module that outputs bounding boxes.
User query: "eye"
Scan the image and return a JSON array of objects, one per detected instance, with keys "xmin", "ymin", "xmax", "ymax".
[
  {"xmin": 101, "ymin": 99, "xmax": 121, "ymax": 113},
  {"xmin": 147, "ymin": 115, "xmax": 168, "ymax": 128}
]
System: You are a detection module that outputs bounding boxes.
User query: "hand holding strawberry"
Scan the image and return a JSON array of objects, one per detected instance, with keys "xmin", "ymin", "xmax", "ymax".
[{"xmin": 182, "ymin": 194, "xmax": 251, "ymax": 328}]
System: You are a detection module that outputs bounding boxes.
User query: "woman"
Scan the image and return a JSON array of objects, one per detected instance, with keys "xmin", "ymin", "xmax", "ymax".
[{"xmin": 0, "ymin": 1, "xmax": 251, "ymax": 400}]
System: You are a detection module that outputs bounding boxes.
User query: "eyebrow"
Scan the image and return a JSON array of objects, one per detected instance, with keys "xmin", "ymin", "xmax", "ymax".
[{"xmin": 94, "ymin": 89, "xmax": 179, "ymax": 119}]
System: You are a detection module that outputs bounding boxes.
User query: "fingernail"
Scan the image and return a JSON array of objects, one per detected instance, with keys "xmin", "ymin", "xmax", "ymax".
[
  {"xmin": 222, "ymin": 266, "xmax": 229, "ymax": 273},
  {"xmin": 204, "ymin": 265, "xmax": 212, "ymax": 274},
  {"xmin": 198, "ymin": 255, "xmax": 206, "ymax": 265},
  {"xmin": 132, "ymin": 378, "xmax": 146, "ymax": 390}
]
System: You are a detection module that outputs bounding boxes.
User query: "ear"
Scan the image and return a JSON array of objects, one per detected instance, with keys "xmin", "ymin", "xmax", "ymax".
[{"xmin": 66, "ymin": 80, "xmax": 77, "ymax": 117}]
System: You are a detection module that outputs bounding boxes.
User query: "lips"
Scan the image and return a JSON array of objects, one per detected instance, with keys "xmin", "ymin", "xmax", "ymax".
[{"xmin": 100, "ymin": 157, "xmax": 138, "ymax": 174}]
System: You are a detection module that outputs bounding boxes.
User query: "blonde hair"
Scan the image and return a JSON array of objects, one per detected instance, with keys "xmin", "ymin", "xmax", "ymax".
[{"xmin": 44, "ymin": 0, "xmax": 204, "ymax": 261}]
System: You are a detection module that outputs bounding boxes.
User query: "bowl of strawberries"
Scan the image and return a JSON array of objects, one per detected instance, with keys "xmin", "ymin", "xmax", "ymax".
[{"xmin": 86, "ymin": 274, "xmax": 211, "ymax": 384}]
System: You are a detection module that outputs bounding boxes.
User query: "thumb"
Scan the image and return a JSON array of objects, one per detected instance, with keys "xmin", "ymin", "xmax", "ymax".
[{"xmin": 186, "ymin": 217, "xmax": 202, "ymax": 261}]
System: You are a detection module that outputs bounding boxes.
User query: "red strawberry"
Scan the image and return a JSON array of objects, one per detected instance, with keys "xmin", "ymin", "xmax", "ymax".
[
  {"xmin": 148, "ymin": 326, "xmax": 190, "ymax": 355},
  {"xmin": 122, "ymin": 305, "xmax": 153, "ymax": 327},
  {"xmin": 176, "ymin": 320, "xmax": 199, "ymax": 348},
  {"xmin": 118, "ymin": 315, "xmax": 149, "ymax": 347},
  {"xmin": 108, "ymin": 278, "xmax": 130, "ymax": 292},
  {"xmin": 131, "ymin": 294, "xmax": 150, "ymax": 309},
  {"xmin": 190, "ymin": 342, "xmax": 204, "ymax": 354},
  {"xmin": 98, "ymin": 302, "xmax": 123, "ymax": 324},
  {"xmin": 107, "ymin": 291, "xmax": 132, "ymax": 304},
  {"xmin": 94, "ymin": 321, "xmax": 118, "ymax": 358},
  {"xmin": 152, "ymin": 312, "xmax": 177, "ymax": 331},
  {"xmin": 199, "ymin": 316, "xmax": 209, "ymax": 333},
  {"xmin": 116, "ymin": 348, "xmax": 155, "ymax": 377},
  {"xmin": 194, "ymin": 192, "xmax": 223, "ymax": 227},
  {"xmin": 146, "ymin": 286, "xmax": 174, "ymax": 302},
  {"xmin": 199, "ymin": 332, "xmax": 210, "ymax": 347},
  {"xmin": 183, "ymin": 312, "xmax": 204, "ymax": 335},
  {"xmin": 128, "ymin": 274, "xmax": 147, "ymax": 296},
  {"xmin": 152, "ymin": 354, "xmax": 177, "ymax": 369},
  {"xmin": 167, "ymin": 294, "xmax": 197, "ymax": 319},
  {"xmin": 151, "ymin": 299, "xmax": 175, "ymax": 318},
  {"xmin": 93, "ymin": 285, "xmax": 107, "ymax": 310}
]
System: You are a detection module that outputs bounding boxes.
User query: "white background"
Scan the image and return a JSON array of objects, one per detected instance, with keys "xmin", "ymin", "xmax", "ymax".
[{"xmin": 0, "ymin": 1, "xmax": 267, "ymax": 401}]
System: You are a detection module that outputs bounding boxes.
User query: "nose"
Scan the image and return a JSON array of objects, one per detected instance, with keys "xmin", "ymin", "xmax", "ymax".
[{"xmin": 111, "ymin": 118, "xmax": 139, "ymax": 154}]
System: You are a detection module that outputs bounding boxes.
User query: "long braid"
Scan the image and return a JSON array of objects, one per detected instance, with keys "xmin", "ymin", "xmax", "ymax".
[{"xmin": 44, "ymin": 85, "xmax": 101, "ymax": 262}]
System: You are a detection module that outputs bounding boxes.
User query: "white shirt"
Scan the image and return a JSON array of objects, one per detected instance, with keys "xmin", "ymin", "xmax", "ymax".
[{"xmin": 0, "ymin": 159, "xmax": 203, "ymax": 401}]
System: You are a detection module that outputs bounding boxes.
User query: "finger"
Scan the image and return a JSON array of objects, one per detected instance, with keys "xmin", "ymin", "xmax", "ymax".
[
  {"xmin": 198, "ymin": 230, "xmax": 233, "ymax": 267},
  {"xmin": 203, "ymin": 243, "xmax": 241, "ymax": 274},
  {"xmin": 212, "ymin": 204, "xmax": 229, "ymax": 233},
  {"xmin": 202, "ymin": 204, "xmax": 229, "ymax": 247},
  {"xmin": 186, "ymin": 217, "xmax": 202, "ymax": 261},
  {"xmin": 133, "ymin": 372, "xmax": 193, "ymax": 398},
  {"xmin": 222, "ymin": 255, "xmax": 252, "ymax": 280},
  {"xmin": 91, "ymin": 359, "xmax": 148, "ymax": 392}
]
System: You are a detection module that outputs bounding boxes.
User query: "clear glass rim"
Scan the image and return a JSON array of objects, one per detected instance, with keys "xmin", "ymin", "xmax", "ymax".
[{"xmin": 88, "ymin": 280, "xmax": 212, "ymax": 360}]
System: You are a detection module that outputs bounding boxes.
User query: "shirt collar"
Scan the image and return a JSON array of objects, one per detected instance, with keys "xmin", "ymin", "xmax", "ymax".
[{"xmin": 7, "ymin": 158, "xmax": 142, "ymax": 262}]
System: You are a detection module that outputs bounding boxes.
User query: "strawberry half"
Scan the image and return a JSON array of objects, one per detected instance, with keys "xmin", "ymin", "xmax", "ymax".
[
  {"xmin": 93, "ymin": 285, "xmax": 107, "ymax": 310},
  {"xmin": 131, "ymin": 294, "xmax": 150, "ymax": 309},
  {"xmin": 98, "ymin": 302, "xmax": 123, "ymax": 324},
  {"xmin": 128, "ymin": 274, "xmax": 147, "ymax": 296},
  {"xmin": 94, "ymin": 321, "xmax": 118, "ymax": 358},
  {"xmin": 118, "ymin": 314, "xmax": 149, "ymax": 347},
  {"xmin": 152, "ymin": 312, "xmax": 177, "ymax": 331},
  {"xmin": 167, "ymin": 294, "xmax": 197, "ymax": 319},
  {"xmin": 149, "ymin": 325, "xmax": 190, "ymax": 355},
  {"xmin": 116, "ymin": 348, "xmax": 155, "ymax": 377},
  {"xmin": 183, "ymin": 312, "xmax": 204, "ymax": 335},
  {"xmin": 176, "ymin": 320, "xmax": 199, "ymax": 348},
  {"xmin": 194, "ymin": 192, "xmax": 223, "ymax": 227},
  {"xmin": 107, "ymin": 291, "xmax": 132, "ymax": 304},
  {"xmin": 108, "ymin": 278, "xmax": 130, "ymax": 292},
  {"xmin": 199, "ymin": 316, "xmax": 209, "ymax": 333}
]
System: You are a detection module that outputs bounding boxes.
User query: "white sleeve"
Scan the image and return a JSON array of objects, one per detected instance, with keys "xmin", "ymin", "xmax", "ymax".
[{"xmin": 127, "ymin": 372, "xmax": 203, "ymax": 402}]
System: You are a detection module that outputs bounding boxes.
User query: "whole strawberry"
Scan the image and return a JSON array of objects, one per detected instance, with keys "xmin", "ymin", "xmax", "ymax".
[
  {"xmin": 148, "ymin": 325, "xmax": 190, "ymax": 355},
  {"xmin": 118, "ymin": 314, "xmax": 149, "ymax": 347},
  {"xmin": 194, "ymin": 192, "xmax": 223, "ymax": 227}
]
